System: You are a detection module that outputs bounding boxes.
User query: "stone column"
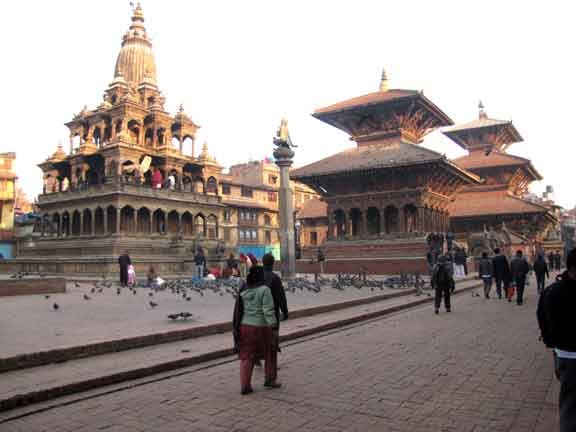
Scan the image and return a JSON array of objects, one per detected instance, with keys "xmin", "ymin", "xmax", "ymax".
[
  {"xmin": 91, "ymin": 211, "xmax": 96, "ymax": 236},
  {"xmin": 116, "ymin": 208, "xmax": 121, "ymax": 234},
  {"xmin": 132, "ymin": 211, "xmax": 137, "ymax": 235},
  {"xmin": 79, "ymin": 212, "xmax": 84, "ymax": 236},
  {"xmin": 150, "ymin": 214, "xmax": 155, "ymax": 234},
  {"xmin": 273, "ymin": 120, "xmax": 296, "ymax": 278},
  {"xmin": 103, "ymin": 212, "xmax": 108, "ymax": 235}
]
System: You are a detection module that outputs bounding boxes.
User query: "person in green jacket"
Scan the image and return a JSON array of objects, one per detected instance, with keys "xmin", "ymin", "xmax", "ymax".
[{"xmin": 233, "ymin": 265, "xmax": 280, "ymax": 395}]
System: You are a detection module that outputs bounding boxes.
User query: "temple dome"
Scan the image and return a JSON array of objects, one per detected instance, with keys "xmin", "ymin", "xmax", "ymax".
[{"xmin": 113, "ymin": 3, "xmax": 157, "ymax": 88}]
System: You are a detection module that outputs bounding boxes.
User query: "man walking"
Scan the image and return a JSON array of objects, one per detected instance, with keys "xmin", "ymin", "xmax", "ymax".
[
  {"xmin": 193, "ymin": 247, "xmax": 206, "ymax": 280},
  {"xmin": 537, "ymin": 248, "xmax": 576, "ymax": 432},
  {"xmin": 492, "ymin": 248, "xmax": 511, "ymax": 300},
  {"xmin": 262, "ymin": 253, "xmax": 288, "ymax": 385},
  {"xmin": 533, "ymin": 254, "xmax": 550, "ymax": 294},
  {"xmin": 431, "ymin": 255, "xmax": 455, "ymax": 314},
  {"xmin": 510, "ymin": 250, "xmax": 531, "ymax": 305},
  {"xmin": 317, "ymin": 248, "xmax": 326, "ymax": 274},
  {"xmin": 478, "ymin": 251, "xmax": 494, "ymax": 299},
  {"xmin": 118, "ymin": 251, "xmax": 131, "ymax": 288}
]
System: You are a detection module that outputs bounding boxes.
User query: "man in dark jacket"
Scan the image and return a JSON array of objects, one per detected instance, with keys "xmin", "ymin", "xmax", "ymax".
[
  {"xmin": 492, "ymin": 248, "xmax": 511, "ymax": 300},
  {"xmin": 510, "ymin": 250, "xmax": 531, "ymax": 305},
  {"xmin": 193, "ymin": 248, "xmax": 206, "ymax": 279},
  {"xmin": 118, "ymin": 251, "xmax": 131, "ymax": 287},
  {"xmin": 431, "ymin": 255, "xmax": 455, "ymax": 314},
  {"xmin": 537, "ymin": 248, "xmax": 576, "ymax": 432},
  {"xmin": 533, "ymin": 254, "xmax": 550, "ymax": 294},
  {"xmin": 262, "ymin": 253, "xmax": 288, "ymax": 382}
]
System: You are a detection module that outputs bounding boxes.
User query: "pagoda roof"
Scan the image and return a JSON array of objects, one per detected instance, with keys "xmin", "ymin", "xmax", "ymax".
[
  {"xmin": 449, "ymin": 189, "xmax": 550, "ymax": 219},
  {"xmin": 453, "ymin": 151, "xmax": 542, "ymax": 180},
  {"xmin": 291, "ymin": 141, "xmax": 479, "ymax": 182},
  {"xmin": 298, "ymin": 197, "xmax": 327, "ymax": 219},
  {"xmin": 442, "ymin": 111, "xmax": 522, "ymax": 151},
  {"xmin": 315, "ymin": 89, "xmax": 420, "ymax": 115},
  {"xmin": 313, "ymin": 89, "xmax": 453, "ymax": 140}
]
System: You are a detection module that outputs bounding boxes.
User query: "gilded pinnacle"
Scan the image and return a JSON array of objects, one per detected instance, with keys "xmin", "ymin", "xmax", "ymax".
[{"xmin": 379, "ymin": 68, "xmax": 389, "ymax": 92}]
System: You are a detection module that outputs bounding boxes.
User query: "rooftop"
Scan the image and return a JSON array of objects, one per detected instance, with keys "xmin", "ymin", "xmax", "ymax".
[
  {"xmin": 453, "ymin": 151, "xmax": 542, "ymax": 180},
  {"xmin": 291, "ymin": 140, "xmax": 475, "ymax": 181},
  {"xmin": 449, "ymin": 189, "xmax": 550, "ymax": 219}
]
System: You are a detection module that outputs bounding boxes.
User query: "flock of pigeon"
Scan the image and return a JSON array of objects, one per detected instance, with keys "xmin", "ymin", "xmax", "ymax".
[{"xmin": 38, "ymin": 273, "xmax": 429, "ymax": 320}]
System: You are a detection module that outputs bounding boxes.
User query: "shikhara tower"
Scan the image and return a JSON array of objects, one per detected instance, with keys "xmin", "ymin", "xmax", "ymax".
[{"xmin": 29, "ymin": 3, "xmax": 226, "ymax": 275}]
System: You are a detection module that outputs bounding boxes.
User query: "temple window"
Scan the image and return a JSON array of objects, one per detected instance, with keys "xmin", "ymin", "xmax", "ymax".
[{"xmin": 221, "ymin": 184, "xmax": 231, "ymax": 195}]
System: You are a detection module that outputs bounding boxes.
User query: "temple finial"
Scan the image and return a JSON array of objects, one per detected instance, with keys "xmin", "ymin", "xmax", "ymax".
[
  {"xmin": 478, "ymin": 100, "xmax": 487, "ymax": 119},
  {"xmin": 379, "ymin": 68, "xmax": 389, "ymax": 92}
]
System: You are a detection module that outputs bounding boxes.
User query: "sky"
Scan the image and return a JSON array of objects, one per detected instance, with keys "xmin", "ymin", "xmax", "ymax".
[{"xmin": 1, "ymin": 0, "xmax": 575, "ymax": 208}]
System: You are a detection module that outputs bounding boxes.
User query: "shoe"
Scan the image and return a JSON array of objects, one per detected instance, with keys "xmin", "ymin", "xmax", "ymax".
[
  {"xmin": 254, "ymin": 359, "xmax": 262, "ymax": 367},
  {"xmin": 508, "ymin": 298, "xmax": 511, "ymax": 302},
  {"xmin": 264, "ymin": 380, "xmax": 282, "ymax": 389},
  {"xmin": 446, "ymin": 308, "xmax": 451, "ymax": 313},
  {"xmin": 434, "ymin": 309, "xmax": 439, "ymax": 314},
  {"xmin": 517, "ymin": 302, "xmax": 523, "ymax": 306},
  {"xmin": 241, "ymin": 386, "xmax": 253, "ymax": 395}
]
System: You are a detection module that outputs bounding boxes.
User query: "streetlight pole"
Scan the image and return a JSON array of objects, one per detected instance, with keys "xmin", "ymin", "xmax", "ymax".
[{"xmin": 273, "ymin": 119, "xmax": 296, "ymax": 278}]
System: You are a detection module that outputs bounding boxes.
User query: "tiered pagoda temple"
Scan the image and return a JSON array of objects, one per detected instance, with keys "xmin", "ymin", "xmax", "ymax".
[
  {"xmin": 292, "ymin": 72, "xmax": 480, "ymax": 273},
  {"xmin": 445, "ymin": 104, "xmax": 556, "ymax": 256}
]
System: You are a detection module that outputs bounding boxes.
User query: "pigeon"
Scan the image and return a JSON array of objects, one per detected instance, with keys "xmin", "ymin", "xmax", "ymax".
[
  {"xmin": 167, "ymin": 313, "xmax": 180, "ymax": 320},
  {"xmin": 149, "ymin": 301, "xmax": 158, "ymax": 308},
  {"xmin": 75, "ymin": 282, "xmax": 81, "ymax": 288},
  {"xmin": 179, "ymin": 312, "xmax": 193, "ymax": 320},
  {"xmin": 90, "ymin": 287, "xmax": 96, "ymax": 293},
  {"xmin": 39, "ymin": 272, "xmax": 47, "ymax": 278},
  {"xmin": 116, "ymin": 288, "xmax": 121, "ymax": 295},
  {"xmin": 186, "ymin": 296, "xmax": 191, "ymax": 301},
  {"xmin": 83, "ymin": 294, "xmax": 91, "ymax": 300},
  {"xmin": 44, "ymin": 295, "xmax": 51, "ymax": 299},
  {"xmin": 53, "ymin": 303, "xmax": 60, "ymax": 311},
  {"xmin": 148, "ymin": 292, "xmax": 154, "ymax": 297}
]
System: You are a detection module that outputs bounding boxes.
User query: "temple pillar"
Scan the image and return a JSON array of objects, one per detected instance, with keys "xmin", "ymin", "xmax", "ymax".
[
  {"xmin": 103, "ymin": 213, "xmax": 108, "ymax": 235},
  {"xmin": 361, "ymin": 208, "xmax": 368, "ymax": 239},
  {"xmin": 417, "ymin": 207, "xmax": 426, "ymax": 233},
  {"xmin": 150, "ymin": 215, "xmax": 154, "ymax": 234},
  {"xmin": 133, "ymin": 211, "xmax": 137, "ymax": 235},
  {"xmin": 91, "ymin": 211, "xmax": 96, "ymax": 236},
  {"xmin": 116, "ymin": 208, "xmax": 121, "ymax": 234},
  {"xmin": 79, "ymin": 212, "xmax": 84, "ymax": 236},
  {"xmin": 178, "ymin": 213, "xmax": 182, "ymax": 234},
  {"xmin": 327, "ymin": 210, "xmax": 334, "ymax": 241}
]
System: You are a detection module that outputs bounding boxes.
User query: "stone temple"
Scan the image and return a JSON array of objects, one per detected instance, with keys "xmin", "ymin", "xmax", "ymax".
[{"xmin": 12, "ymin": 4, "xmax": 315, "ymax": 276}]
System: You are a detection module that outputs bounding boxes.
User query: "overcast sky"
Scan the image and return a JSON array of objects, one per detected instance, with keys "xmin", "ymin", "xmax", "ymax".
[{"xmin": 1, "ymin": 0, "xmax": 574, "ymax": 208}]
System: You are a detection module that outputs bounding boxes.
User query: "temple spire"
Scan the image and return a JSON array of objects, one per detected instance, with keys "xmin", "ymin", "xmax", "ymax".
[{"xmin": 379, "ymin": 68, "xmax": 389, "ymax": 93}]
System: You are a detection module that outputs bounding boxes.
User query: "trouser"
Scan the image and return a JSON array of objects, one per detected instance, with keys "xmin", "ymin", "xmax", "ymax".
[
  {"xmin": 319, "ymin": 261, "xmax": 325, "ymax": 274},
  {"xmin": 536, "ymin": 274, "xmax": 546, "ymax": 294},
  {"xmin": 119, "ymin": 266, "xmax": 128, "ymax": 287},
  {"xmin": 495, "ymin": 276, "xmax": 506, "ymax": 298},
  {"xmin": 555, "ymin": 355, "xmax": 576, "ymax": 432},
  {"xmin": 269, "ymin": 329, "xmax": 279, "ymax": 382},
  {"xmin": 434, "ymin": 285, "xmax": 451, "ymax": 311},
  {"xmin": 515, "ymin": 276, "xmax": 526, "ymax": 304},
  {"xmin": 482, "ymin": 278, "xmax": 492, "ymax": 298},
  {"xmin": 195, "ymin": 265, "xmax": 204, "ymax": 279}
]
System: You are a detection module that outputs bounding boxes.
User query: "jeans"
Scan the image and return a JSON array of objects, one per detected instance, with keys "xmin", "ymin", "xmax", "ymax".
[
  {"xmin": 515, "ymin": 276, "xmax": 527, "ymax": 304},
  {"xmin": 434, "ymin": 285, "xmax": 451, "ymax": 311},
  {"xmin": 195, "ymin": 264, "xmax": 204, "ymax": 279},
  {"xmin": 555, "ymin": 355, "xmax": 576, "ymax": 432},
  {"xmin": 494, "ymin": 276, "xmax": 508, "ymax": 298},
  {"xmin": 482, "ymin": 277, "xmax": 492, "ymax": 298},
  {"xmin": 119, "ymin": 266, "xmax": 128, "ymax": 287}
]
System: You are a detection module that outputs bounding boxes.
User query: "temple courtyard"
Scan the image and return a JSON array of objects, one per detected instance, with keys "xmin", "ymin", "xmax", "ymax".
[{"xmin": 0, "ymin": 276, "xmax": 559, "ymax": 431}]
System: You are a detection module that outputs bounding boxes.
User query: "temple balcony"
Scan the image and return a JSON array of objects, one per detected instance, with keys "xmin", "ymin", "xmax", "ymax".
[{"xmin": 38, "ymin": 179, "xmax": 222, "ymax": 207}]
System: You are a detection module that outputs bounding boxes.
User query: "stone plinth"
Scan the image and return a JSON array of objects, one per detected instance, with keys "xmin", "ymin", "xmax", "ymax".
[{"xmin": 0, "ymin": 278, "xmax": 66, "ymax": 297}]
